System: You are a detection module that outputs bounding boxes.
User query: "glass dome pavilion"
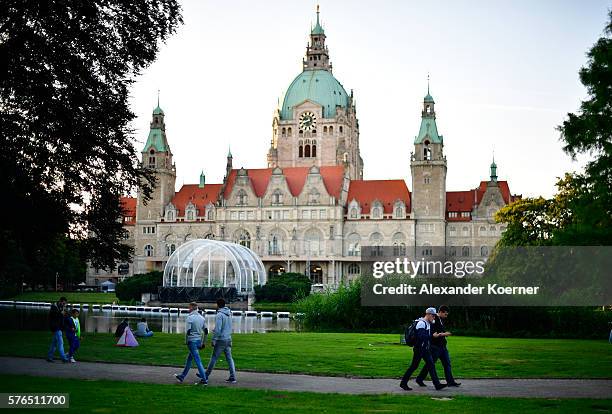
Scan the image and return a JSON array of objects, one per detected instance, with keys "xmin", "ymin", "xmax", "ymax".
[{"xmin": 163, "ymin": 239, "xmax": 266, "ymax": 294}]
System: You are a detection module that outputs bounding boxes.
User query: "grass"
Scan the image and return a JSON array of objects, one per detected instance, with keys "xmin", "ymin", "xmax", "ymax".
[
  {"xmin": 3, "ymin": 331, "xmax": 611, "ymax": 379},
  {"xmin": 1, "ymin": 375, "xmax": 610, "ymax": 414},
  {"xmin": 9, "ymin": 291, "xmax": 120, "ymax": 305},
  {"xmin": 252, "ymin": 301, "xmax": 294, "ymax": 312}
]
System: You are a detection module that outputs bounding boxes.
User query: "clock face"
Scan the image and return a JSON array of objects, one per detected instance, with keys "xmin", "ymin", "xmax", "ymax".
[{"xmin": 299, "ymin": 111, "xmax": 317, "ymax": 131}]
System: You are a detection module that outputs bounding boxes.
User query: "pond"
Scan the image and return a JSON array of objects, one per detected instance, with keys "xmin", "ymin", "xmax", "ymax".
[{"xmin": 0, "ymin": 304, "xmax": 296, "ymax": 334}]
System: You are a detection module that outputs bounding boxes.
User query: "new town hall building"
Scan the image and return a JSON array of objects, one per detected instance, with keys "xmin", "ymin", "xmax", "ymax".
[{"xmin": 87, "ymin": 9, "xmax": 520, "ymax": 288}]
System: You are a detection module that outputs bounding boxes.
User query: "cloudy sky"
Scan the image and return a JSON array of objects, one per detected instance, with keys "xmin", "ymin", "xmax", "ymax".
[{"xmin": 129, "ymin": 0, "xmax": 610, "ymax": 198}]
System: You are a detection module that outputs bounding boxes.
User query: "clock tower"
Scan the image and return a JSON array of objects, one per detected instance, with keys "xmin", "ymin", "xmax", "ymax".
[{"xmin": 267, "ymin": 6, "xmax": 363, "ymax": 179}]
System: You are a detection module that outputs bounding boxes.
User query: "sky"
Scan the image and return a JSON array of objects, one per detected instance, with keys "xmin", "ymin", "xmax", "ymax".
[{"xmin": 128, "ymin": 0, "xmax": 610, "ymax": 198}]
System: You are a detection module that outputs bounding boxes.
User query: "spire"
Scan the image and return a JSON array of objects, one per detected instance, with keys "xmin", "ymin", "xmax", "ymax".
[
  {"xmin": 199, "ymin": 170, "xmax": 206, "ymax": 188},
  {"xmin": 312, "ymin": 4, "xmax": 324, "ymax": 35},
  {"xmin": 227, "ymin": 145, "xmax": 232, "ymax": 158},
  {"xmin": 490, "ymin": 152, "xmax": 498, "ymax": 182},
  {"xmin": 424, "ymin": 74, "xmax": 434, "ymax": 103},
  {"xmin": 304, "ymin": 5, "xmax": 331, "ymax": 71},
  {"xmin": 153, "ymin": 89, "xmax": 164, "ymax": 115}
]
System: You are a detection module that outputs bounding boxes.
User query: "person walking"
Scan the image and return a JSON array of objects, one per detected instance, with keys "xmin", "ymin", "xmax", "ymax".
[
  {"xmin": 415, "ymin": 305, "xmax": 461, "ymax": 387},
  {"xmin": 64, "ymin": 308, "xmax": 81, "ymax": 363},
  {"xmin": 47, "ymin": 297, "xmax": 69, "ymax": 363},
  {"xmin": 205, "ymin": 298, "xmax": 237, "ymax": 384},
  {"xmin": 174, "ymin": 302, "xmax": 208, "ymax": 385},
  {"xmin": 399, "ymin": 307, "xmax": 447, "ymax": 391}
]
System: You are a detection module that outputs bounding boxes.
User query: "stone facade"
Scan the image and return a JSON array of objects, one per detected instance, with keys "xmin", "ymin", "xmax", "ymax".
[{"xmin": 86, "ymin": 8, "xmax": 520, "ymax": 288}]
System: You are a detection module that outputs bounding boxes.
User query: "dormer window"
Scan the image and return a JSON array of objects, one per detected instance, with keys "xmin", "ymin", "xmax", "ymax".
[
  {"xmin": 237, "ymin": 190, "xmax": 248, "ymax": 206},
  {"xmin": 371, "ymin": 201, "xmax": 383, "ymax": 219},
  {"xmin": 272, "ymin": 190, "xmax": 283, "ymax": 205}
]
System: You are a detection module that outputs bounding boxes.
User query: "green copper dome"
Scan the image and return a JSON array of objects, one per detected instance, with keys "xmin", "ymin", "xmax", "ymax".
[
  {"xmin": 153, "ymin": 105, "xmax": 164, "ymax": 115},
  {"xmin": 280, "ymin": 69, "xmax": 349, "ymax": 120},
  {"xmin": 424, "ymin": 93, "xmax": 435, "ymax": 103}
]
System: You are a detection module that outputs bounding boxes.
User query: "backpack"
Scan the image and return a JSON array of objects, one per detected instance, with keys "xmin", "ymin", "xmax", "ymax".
[{"xmin": 404, "ymin": 320, "xmax": 419, "ymax": 347}]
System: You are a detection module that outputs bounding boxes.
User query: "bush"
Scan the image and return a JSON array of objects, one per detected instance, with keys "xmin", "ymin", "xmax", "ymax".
[
  {"xmin": 294, "ymin": 279, "xmax": 612, "ymax": 338},
  {"xmin": 255, "ymin": 272, "xmax": 312, "ymax": 302},
  {"xmin": 115, "ymin": 271, "xmax": 162, "ymax": 302}
]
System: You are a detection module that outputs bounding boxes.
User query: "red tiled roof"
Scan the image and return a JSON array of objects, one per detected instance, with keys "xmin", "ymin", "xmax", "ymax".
[
  {"xmin": 171, "ymin": 184, "xmax": 222, "ymax": 215},
  {"xmin": 476, "ymin": 181, "xmax": 512, "ymax": 204},
  {"xmin": 347, "ymin": 180, "xmax": 410, "ymax": 214},
  {"xmin": 120, "ymin": 197, "xmax": 137, "ymax": 226},
  {"xmin": 224, "ymin": 166, "xmax": 345, "ymax": 199}
]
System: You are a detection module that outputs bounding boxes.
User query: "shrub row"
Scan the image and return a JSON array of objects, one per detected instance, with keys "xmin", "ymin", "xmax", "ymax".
[
  {"xmin": 254, "ymin": 272, "xmax": 312, "ymax": 302},
  {"xmin": 293, "ymin": 280, "xmax": 611, "ymax": 339},
  {"xmin": 115, "ymin": 271, "xmax": 162, "ymax": 302}
]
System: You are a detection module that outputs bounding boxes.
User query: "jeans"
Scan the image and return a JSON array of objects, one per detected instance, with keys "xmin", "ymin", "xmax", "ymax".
[
  {"xmin": 416, "ymin": 345, "xmax": 455, "ymax": 383},
  {"xmin": 67, "ymin": 335, "xmax": 80, "ymax": 358},
  {"xmin": 400, "ymin": 345, "xmax": 441, "ymax": 387},
  {"xmin": 206, "ymin": 339, "xmax": 236, "ymax": 380},
  {"xmin": 47, "ymin": 330, "xmax": 67, "ymax": 361},
  {"xmin": 136, "ymin": 331, "xmax": 154, "ymax": 338},
  {"xmin": 179, "ymin": 340, "xmax": 207, "ymax": 381}
]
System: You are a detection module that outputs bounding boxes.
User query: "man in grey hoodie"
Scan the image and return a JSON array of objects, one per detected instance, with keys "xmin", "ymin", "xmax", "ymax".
[
  {"xmin": 205, "ymin": 298, "xmax": 237, "ymax": 383},
  {"xmin": 174, "ymin": 302, "xmax": 208, "ymax": 385}
]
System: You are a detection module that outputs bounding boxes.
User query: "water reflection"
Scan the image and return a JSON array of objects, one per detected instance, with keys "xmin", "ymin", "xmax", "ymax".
[{"xmin": 0, "ymin": 304, "xmax": 295, "ymax": 334}]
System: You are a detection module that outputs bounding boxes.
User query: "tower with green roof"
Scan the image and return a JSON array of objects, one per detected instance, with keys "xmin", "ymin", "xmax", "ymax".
[
  {"xmin": 267, "ymin": 6, "xmax": 363, "ymax": 179},
  {"xmin": 410, "ymin": 82, "xmax": 448, "ymax": 246},
  {"xmin": 136, "ymin": 98, "xmax": 176, "ymax": 231}
]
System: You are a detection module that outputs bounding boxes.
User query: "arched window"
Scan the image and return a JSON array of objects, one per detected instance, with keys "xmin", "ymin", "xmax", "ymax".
[
  {"xmin": 424, "ymin": 146, "xmax": 432, "ymax": 161},
  {"xmin": 426, "ymin": 105, "xmax": 431, "ymax": 114},
  {"xmin": 329, "ymin": 126, "xmax": 333, "ymax": 134},
  {"xmin": 148, "ymin": 155, "xmax": 156, "ymax": 168},
  {"xmin": 305, "ymin": 229, "xmax": 322, "ymax": 256},
  {"xmin": 462, "ymin": 246, "xmax": 470, "ymax": 257},
  {"xmin": 312, "ymin": 139, "xmax": 317, "ymax": 157},
  {"xmin": 490, "ymin": 226, "xmax": 496, "ymax": 235},
  {"xmin": 392, "ymin": 232, "xmax": 406, "ymax": 256},
  {"xmin": 462, "ymin": 226, "xmax": 469, "ymax": 237},
  {"xmin": 371, "ymin": 202, "xmax": 382, "ymax": 219},
  {"xmin": 370, "ymin": 232, "xmax": 383, "ymax": 257},
  {"xmin": 268, "ymin": 234, "xmax": 281, "ymax": 255},
  {"xmin": 308, "ymin": 189, "xmax": 320, "ymax": 205},
  {"xmin": 339, "ymin": 126, "xmax": 343, "ymax": 134},
  {"xmin": 268, "ymin": 264, "xmax": 285, "ymax": 278},
  {"xmin": 481, "ymin": 246, "xmax": 489, "ymax": 256},
  {"xmin": 187, "ymin": 210, "xmax": 194, "ymax": 221},
  {"xmin": 144, "ymin": 245, "xmax": 154, "ymax": 257},
  {"xmin": 299, "ymin": 145, "xmax": 303, "ymax": 157},
  {"xmin": 347, "ymin": 233, "xmax": 361, "ymax": 256},
  {"xmin": 350, "ymin": 208, "xmax": 358, "ymax": 219},
  {"xmin": 323, "ymin": 126, "xmax": 328, "ymax": 133},
  {"xmin": 237, "ymin": 190, "xmax": 248, "ymax": 206},
  {"xmin": 480, "ymin": 226, "xmax": 487, "ymax": 236},
  {"xmin": 449, "ymin": 226, "xmax": 456, "ymax": 236},
  {"xmin": 281, "ymin": 127, "xmax": 286, "ymax": 136},
  {"xmin": 166, "ymin": 210, "xmax": 174, "ymax": 221},
  {"xmin": 287, "ymin": 127, "xmax": 292, "ymax": 135},
  {"xmin": 304, "ymin": 144, "xmax": 311, "ymax": 157},
  {"xmin": 272, "ymin": 189, "xmax": 283, "ymax": 205},
  {"xmin": 235, "ymin": 230, "xmax": 251, "ymax": 248},
  {"xmin": 449, "ymin": 246, "xmax": 456, "ymax": 256},
  {"xmin": 394, "ymin": 202, "xmax": 404, "ymax": 219},
  {"xmin": 348, "ymin": 263, "xmax": 360, "ymax": 275},
  {"xmin": 206, "ymin": 208, "xmax": 214, "ymax": 220},
  {"xmin": 166, "ymin": 244, "xmax": 176, "ymax": 256}
]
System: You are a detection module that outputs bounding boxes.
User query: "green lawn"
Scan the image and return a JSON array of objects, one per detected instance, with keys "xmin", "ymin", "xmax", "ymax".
[
  {"xmin": 252, "ymin": 301, "xmax": 294, "ymax": 312},
  {"xmin": 9, "ymin": 291, "xmax": 119, "ymax": 305},
  {"xmin": 3, "ymin": 331, "xmax": 611, "ymax": 379},
  {"xmin": 1, "ymin": 375, "xmax": 610, "ymax": 414}
]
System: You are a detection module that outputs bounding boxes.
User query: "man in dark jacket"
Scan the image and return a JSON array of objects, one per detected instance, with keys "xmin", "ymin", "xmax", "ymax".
[
  {"xmin": 46, "ymin": 297, "xmax": 68, "ymax": 362},
  {"xmin": 415, "ymin": 305, "xmax": 461, "ymax": 387},
  {"xmin": 399, "ymin": 307, "xmax": 447, "ymax": 391},
  {"xmin": 115, "ymin": 319, "xmax": 129, "ymax": 338}
]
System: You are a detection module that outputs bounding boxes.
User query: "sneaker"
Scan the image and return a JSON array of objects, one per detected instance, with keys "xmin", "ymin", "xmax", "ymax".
[
  {"xmin": 46, "ymin": 358, "xmax": 54, "ymax": 363},
  {"xmin": 435, "ymin": 383, "xmax": 448, "ymax": 390},
  {"xmin": 196, "ymin": 379, "xmax": 208, "ymax": 386},
  {"xmin": 174, "ymin": 374, "xmax": 184, "ymax": 383},
  {"xmin": 448, "ymin": 382, "xmax": 461, "ymax": 387},
  {"xmin": 196, "ymin": 373, "xmax": 208, "ymax": 381},
  {"xmin": 399, "ymin": 383, "xmax": 412, "ymax": 391},
  {"xmin": 225, "ymin": 378, "xmax": 237, "ymax": 384},
  {"xmin": 415, "ymin": 379, "xmax": 426, "ymax": 387},
  {"xmin": 70, "ymin": 357, "xmax": 76, "ymax": 363}
]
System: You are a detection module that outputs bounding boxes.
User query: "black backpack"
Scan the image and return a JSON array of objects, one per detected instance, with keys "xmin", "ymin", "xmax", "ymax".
[{"xmin": 404, "ymin": 320, "xmax": 419, "ymax": 347}]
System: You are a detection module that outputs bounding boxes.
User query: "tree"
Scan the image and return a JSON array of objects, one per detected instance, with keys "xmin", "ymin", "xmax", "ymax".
[
  {"xmin": 497, "ymin": 12, "xmax": 612, "ymax": 247},
  {"xmin": 556, "ymin": 10, "xmax": 612, "ymax": 244},
  {"xmin": 0, "ymin": 2, "xmax": 183, "ymax": 287}
]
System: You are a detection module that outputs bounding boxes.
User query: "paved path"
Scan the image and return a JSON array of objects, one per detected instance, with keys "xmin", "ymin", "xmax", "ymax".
[{"xmin": 1, "ymin": 357, "xmax": 610, "ymax": 399}]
